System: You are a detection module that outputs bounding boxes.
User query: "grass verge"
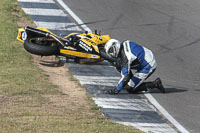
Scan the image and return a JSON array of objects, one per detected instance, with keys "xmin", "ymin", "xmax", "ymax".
[{"xmin": 0, "ymin": 0, "xmax": 142, "ymax": 132}]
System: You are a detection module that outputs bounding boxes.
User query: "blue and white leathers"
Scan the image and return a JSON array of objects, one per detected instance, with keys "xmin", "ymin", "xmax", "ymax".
[{"xmin": 116, "ymin": 40, "xmax": 157, "ymax": 91}]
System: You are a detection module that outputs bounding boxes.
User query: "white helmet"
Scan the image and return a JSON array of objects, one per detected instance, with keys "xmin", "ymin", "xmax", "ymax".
[{"xmin": 104, "ymin": 39, "xmax": 121, "ymax": 58}]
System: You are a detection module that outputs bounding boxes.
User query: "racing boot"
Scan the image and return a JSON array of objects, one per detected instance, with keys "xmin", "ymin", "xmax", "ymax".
[
  {"xmin": 125, "ymin": 78, "xmax": 165, "ymax": 94},
  {"xmin": 141, "ymin": 78, "xmax": 165, "ymax": 93},
  {"xmin": 153, "ymin": 78, "xmax": 165, "ymax": 93}
]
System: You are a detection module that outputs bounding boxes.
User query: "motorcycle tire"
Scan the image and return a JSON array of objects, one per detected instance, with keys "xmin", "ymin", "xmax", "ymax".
[{"xmin": 24, "ymin": 39, "xmax": 60, "ymax": 56}]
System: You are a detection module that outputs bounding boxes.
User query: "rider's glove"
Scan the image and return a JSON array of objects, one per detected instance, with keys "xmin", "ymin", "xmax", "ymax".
[{"xmin": 106, "ymin": 88, "xmax": 120, "ymax": 94}]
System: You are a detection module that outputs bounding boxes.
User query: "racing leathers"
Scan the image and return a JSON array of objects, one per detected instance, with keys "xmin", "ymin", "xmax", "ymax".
[{"xmin": 114, "ymin": 40, "xmax": 158, "ymax": 93}]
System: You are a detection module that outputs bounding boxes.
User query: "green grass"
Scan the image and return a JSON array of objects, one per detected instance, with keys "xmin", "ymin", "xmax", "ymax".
[
  {"xmin": 0, "ymin": 0, "xmax": 142, "ymax": 132},
  {"xmin": 0, "ymin": 0, "xmax": 57, "ymax": 95}
]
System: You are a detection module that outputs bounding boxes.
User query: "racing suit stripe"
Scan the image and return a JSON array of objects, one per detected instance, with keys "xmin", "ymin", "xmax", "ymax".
[
  {"xmin": 123, "ymin": 41, "xmax": 137, "ymax": 72},
  {"xmin": 129, "ymin": 75, "xmax": 142, "ymax": 88},
  {"xmin": 143, "ymin": 47, "xmax": 157, "ymax": 68}
]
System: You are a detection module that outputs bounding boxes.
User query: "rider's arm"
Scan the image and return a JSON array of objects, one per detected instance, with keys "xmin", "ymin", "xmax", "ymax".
[{"xmin": 116, "ymin": 66, "xmax": 130, "ymax": 91}]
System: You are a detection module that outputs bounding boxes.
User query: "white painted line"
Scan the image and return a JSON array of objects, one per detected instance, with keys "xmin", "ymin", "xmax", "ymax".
[
  {"xmin": 21, "ymin": 8, "xmax": 66, "ymax": 16},
  {"xmin": 94, "ymin": 97, "xmax": 150, "ymax": 103},
  {"xmin": 34, "ymin": 21, "xmax": 82, "ymax": 31},
  {"xmin": 145, "ymin": 93, "xmax": 190, "ymax": 133},
  {"xmin": 93, "ymin": 97, "xmax": 156, "ymax": 111},
  {"xmin": 56, "ymin": 1, "xmax": 189, "ymax": 132},
  {"xmin": 56, "ymin": 0, "xmax": 92, "ymax": 32},
  {"xmin": 119, "ymin": 122, "xmax": 176, "ymax": 133},
  {"xmin": 18, "ymin": 0, "xmax": 55, "ymax": 3},
  {"xmin": 74, "ymin": 75, "xmax": 119, "ymax": 86},
  {"xmin": 74, "ymin": 75, "xmax": 120, "ymax": 80},
  {"xmin": 79, "ymin": 81, "xmax": 116, "ymax": 86}
]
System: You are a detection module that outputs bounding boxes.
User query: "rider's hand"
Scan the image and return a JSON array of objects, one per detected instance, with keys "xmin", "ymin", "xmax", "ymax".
[{"xmin": 106, "ymin": 88, "xmax": 120, "ymax": 94}]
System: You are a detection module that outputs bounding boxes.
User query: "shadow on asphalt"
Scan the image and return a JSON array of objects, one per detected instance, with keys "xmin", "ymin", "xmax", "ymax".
[
  {"xmin": 85, "ymin": 83, "xmax": 187, "ymax": 96},
  {"xmin": 149, "ymin": 88, "xmax": 187, "ymax": 94}
]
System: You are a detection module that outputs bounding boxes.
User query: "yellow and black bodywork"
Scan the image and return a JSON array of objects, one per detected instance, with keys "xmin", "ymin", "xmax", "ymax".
[
  {"xmin": 61, "ymin": 32, "xmax": 111, "ymax": 60},
  {"xmin": 17, "ymin": 26, "xmax": 111, "ymax": 63}
]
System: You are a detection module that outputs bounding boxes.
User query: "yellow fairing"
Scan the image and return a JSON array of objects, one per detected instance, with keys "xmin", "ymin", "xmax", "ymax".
[
  {"xmin": 81, "ymin": 33, "xmax": 111, "ymax": 45},
  {"xmin": 79, "ymin": 38, "xmax": 99, "ymax": 52},
  {"xmin": 17, "ymin": 27, "xmax": 58, "ymax": 43},
  {"xmin": 63, "ymin": 33, "xmax": 111, "ymax": 53},
  {"xmin": 60, "ymin": 49, "xmax": 101, "ymax": 59},
  {"xmin": 16, "ymin": 28, "xmax": 25, "ymax": 43},
  {"xmin": 64, "ymin": 33, "xmax": 111, "ymax": 45},
  {"xmin": 90, "ymin": 34, "xmax": 111, "ymax": 45}
]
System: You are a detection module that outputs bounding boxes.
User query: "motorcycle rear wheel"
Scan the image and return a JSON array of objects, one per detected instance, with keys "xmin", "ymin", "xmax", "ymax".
[{"xmin": 24, "ymin": 38, "xmax": 60, "ymax": 56}]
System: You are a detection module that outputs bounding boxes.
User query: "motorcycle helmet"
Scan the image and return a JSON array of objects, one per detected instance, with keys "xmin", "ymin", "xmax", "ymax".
[{"xmin": 104, "ymin": 39, "xmax": 121, "ymax": 58}]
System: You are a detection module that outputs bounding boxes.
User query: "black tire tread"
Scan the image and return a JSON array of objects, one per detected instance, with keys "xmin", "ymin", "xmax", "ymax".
[{"xmin": 24, "ymin": 40, "xmax": 59, "ymax": 56}]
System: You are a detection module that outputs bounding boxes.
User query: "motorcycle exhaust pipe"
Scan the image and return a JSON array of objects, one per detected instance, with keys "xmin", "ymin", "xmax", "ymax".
[
  {"xmin": 25, "ymin": 26, "xmax": 65, "ymax": 46},
  {"xmin": 25, "ymin": 26, "xmax": 49, "ymax": 37}
]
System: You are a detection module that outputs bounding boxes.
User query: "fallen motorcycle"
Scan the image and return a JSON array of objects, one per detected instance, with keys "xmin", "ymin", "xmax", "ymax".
[{"xmin": 17, "ymin": 26, "xmax": 115, "ymax": 63}]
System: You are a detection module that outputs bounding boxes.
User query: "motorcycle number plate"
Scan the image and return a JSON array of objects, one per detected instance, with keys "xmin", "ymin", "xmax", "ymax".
[{"xmin": 21, "ymin": 32, "xmax": 27, "ymax": 41}]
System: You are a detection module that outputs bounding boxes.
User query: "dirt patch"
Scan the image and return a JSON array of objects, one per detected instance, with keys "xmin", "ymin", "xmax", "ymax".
[
  {"xmin": 15, "ymin": 5, "xmax": 90, "ymax": 118},
  {"xmin": 32, "ymin": 55, "xmax": 89, "ymax": 108}
]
